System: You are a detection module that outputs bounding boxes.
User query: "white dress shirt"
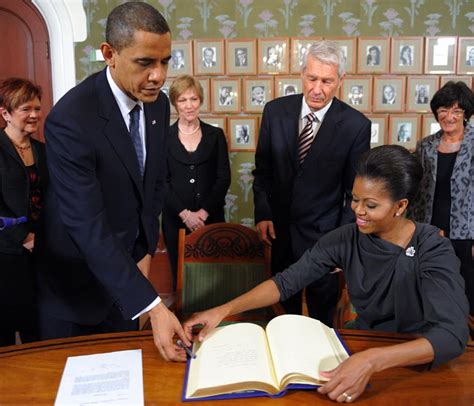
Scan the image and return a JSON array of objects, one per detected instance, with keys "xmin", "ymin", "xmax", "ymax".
[
  {"xmin": 106, "ymin": 67, "xmax": 161, "ymax": 319},
  {"xmin": 299, "ymin": 96, "xmax": 333, "ymax": 134}
]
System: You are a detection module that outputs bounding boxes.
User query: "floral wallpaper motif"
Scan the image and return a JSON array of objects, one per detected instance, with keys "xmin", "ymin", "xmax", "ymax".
[{"xmin": 76, "ymin": 0, "xmax": 473, "ymax": 226}]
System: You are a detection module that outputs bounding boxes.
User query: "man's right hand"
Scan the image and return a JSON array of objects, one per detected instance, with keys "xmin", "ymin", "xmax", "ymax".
[
  {"xmin": 256, "ymin": 221, "xmax": 276, "ymax": 246},
  {"xmin": 149, "ymin": 302, "xmax": 191, "ymax": 362}
]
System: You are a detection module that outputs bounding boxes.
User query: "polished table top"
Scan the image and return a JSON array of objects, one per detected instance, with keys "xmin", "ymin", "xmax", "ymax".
[{"xmin": 0, "ymin": 329, "xmax": 473, "ymax": 405}]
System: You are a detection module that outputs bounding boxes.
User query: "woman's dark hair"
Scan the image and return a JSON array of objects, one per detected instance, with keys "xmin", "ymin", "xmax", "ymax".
[
  {"xmin": 430, "ymin": 81, "xmax": 474, "ymax": 123},
  {"xmin": 355, "ymin": 145, "xmax": 423, "ymax": 203}
]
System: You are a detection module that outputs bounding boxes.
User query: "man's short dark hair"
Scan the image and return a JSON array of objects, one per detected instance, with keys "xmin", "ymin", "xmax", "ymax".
[{"xmin": 106, "ymin": 2, "xmax": 170, "ymax": 52}]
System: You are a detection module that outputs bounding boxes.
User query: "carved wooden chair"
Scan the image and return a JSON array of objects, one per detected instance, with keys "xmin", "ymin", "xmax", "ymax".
[{"xmin": 175, "ymin": 222, "xmax": 283, "ymax": 324}]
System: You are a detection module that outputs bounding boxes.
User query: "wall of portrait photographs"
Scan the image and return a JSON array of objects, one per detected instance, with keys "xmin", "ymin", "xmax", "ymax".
[{"xmin": 166, "ymin": 36, "xmax": 473, "ymax": 153}]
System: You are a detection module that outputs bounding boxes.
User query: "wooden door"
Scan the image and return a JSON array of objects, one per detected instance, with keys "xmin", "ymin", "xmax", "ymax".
[{"xmin": 0, "ymin": 0, "xmax": 53, "ymax": 141}]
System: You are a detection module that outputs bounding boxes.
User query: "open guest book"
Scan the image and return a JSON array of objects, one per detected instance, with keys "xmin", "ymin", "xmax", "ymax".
[{"xmin": 182, "ymin": 314, "xmax": 350, "ymax": 401}]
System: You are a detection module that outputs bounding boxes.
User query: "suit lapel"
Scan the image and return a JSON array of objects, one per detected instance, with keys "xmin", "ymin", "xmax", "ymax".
[
  {"xmin": 280, "ymin": 96, "xmax": 302, "ymax": 168},
  {"xmin": 0, "ymin": 130, "xmax": 23, "ymax": 166},
  {"xmin": 96, "ymin": 71, "xmax": 144, "ymax": 200},
  {"xmin": 301, "ymin": 99, "xmax": 341, "ymax": 168},
  {"xmin": 143, "ymin": 102, "xmax": 162, "ymax": 186}
]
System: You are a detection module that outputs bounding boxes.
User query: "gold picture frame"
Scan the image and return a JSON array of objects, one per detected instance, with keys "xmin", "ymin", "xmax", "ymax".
[
  {"xmin": 425, "ymin": 37, "xmax": 457, "ymax": 74},
  {"xmin": 257, "ymin": 38, "xmax": 290, "ymax": 75},
  {"xmin": 243, "ymin": 77, "xmax": 274, "ymax": 113},
  {"xmin": 390, "ymin": 37, "xmax": 424, "ymax": 74},
  {"xmin": 357, "ymin": 37, "xmax": 390, "ymax": 74},
  {"xmin": 228, "ymin": 116, "xmax": 259, "ymax": 151},
  {"xmin": 226, "ymin": 38, "xmax": 257, "ymax": 76},
  {"xmin": 389, "ymin": 114, "xmax": 420, "ymax": 151},
  {"xmin": 194, "ymin": 39, "xmax": 225, "ymax": 76},
  {"xmin": 168, "ymin": 40, "xmax": 193, "ymax": 78},
  {"xmin": 210, "ymin": 78, "xmax": 241, "ymax": 113}
]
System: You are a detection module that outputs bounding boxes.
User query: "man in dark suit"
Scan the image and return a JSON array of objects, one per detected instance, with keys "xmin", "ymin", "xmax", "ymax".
[
  {"xmin": 36, "ymin": 2, "xmax": 189, "ymax": 361},
  {"xmin": 202, "ymin": 47, "xmax": 216, "ymax": 68},
  {"xmin": 253, "ymin": 40, "xmax": 371, "ymax": 326}
]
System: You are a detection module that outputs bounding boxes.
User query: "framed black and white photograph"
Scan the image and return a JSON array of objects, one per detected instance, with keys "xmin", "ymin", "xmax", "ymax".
[
  {"xmin": 328, "ymin": 37, "xmax": 357, "ymax": 74},
  {"xmin": 390, "ymin": 37, "xmax": 423, "ymax": 74},
  {"xmin": 340, "ymin": 76, "xmax": 372, "ymax": 113},
  {"xmin": 226, "ymin": 39, "xmax": 257, "ymax": 75},
  {"xmin": 425, "ymin": 36, "xmax": 457, "ymax": 74},
  {"xmin": 168, "ymin": 41, "xmax": 193, "ymax": 78},
  {"xmin": 422, "ymin": 114, "xmax": 441, "ymax": 139},
  {"xmin": 373, "ymin": 76, "xmax": 406, "ymax": 113},
  {"xmin": 440, "ymin": 75, "xmax": 472, "ymax": 88},
  {"xmin": 198, "ymin": 78, "xmax": 210, "ymax": 113},
  {"xmin": 194, "ymin": 39, "xmax": 225, "ymax": 76},
  {"xmin": 357, "ymin": 37, "xmax": 390, "ymax": 74},
  {"xmin": 406, "ymin": 76, "xmax": 439, "ymax": 113},
  {"xmin": 290, "ymin": 37, "xmax": 322, "ymax": 73},
  {"xmin": 258, "ymin": 38, "xmax": 289, "ymax": 75},
  {"xmin": 457, "ymin": 37, "xmax": 474, "ymax": 75},
  {"xmin": 201, "ymin": 115, "xmax": 227, "ymax": 136},
  {"xmin": 243, "ymin": 78, "xmax": 273, "ymax": 113},
  {"xmin": 366, "ymin": 114, "xmax": 388, "ymax": 148},
  {"xmin": 274, "ymin": 76, "xmax": 301, "ymax": 98},
  {"xmin": 389, "ymin": 114, "xmax": 420, "ymax": 150},
  {"xmin": 228, "ymin": 117, "xmax": 258, "ymax": 151},
  {"xmin": 160, "ymin": 79, "xmax": 171, "ymax": 97},
  {"xmin": 210, "ymin": 78, "xmax": 240, "ymax": 113}
]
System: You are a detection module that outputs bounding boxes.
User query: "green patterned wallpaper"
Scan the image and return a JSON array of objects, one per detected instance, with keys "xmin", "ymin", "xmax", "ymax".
[{"xmin": 76, "ymin": 0, "xmax": 474, "ymax": 226}]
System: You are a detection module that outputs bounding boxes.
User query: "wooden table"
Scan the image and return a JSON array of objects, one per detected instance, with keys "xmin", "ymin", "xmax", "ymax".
[{"xmin": 1, "ymin": 330, "xmax": 473, "ymax": 405}]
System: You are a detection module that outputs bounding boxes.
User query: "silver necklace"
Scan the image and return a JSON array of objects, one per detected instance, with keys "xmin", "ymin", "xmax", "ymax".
[{"xmin": 440, "ymin": 138, "xmax": 462, "ymax": 152}]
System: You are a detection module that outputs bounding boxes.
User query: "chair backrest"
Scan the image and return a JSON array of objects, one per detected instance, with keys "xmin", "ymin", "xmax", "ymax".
[{"xmin": 176, "ymin": 223, "xmax": 274, "ymax": 322}]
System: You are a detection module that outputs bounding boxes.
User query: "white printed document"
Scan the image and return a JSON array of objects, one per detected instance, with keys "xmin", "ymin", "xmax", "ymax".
[{"xmin": 55, "ymin": 349, "xmax": 143, "ymax": 406}]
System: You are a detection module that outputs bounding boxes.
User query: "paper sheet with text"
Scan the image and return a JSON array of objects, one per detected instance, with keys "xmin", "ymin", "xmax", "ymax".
[{"xmin": 55, "ymin": 349, "xmax": 143, "ymax": 406}]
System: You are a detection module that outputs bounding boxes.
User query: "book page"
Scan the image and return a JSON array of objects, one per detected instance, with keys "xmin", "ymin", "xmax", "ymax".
[
  {"xmin": 265, "ymin": 315, "xmax": 349, "ymax": 387},
  {"xmin": 186, "ymin": 323, "xmax": 279, "ymax": 398}
]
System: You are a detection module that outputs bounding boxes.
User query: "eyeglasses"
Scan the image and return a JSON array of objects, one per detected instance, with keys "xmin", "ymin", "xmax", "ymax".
[{"xmin": 437, "ymin": 108, "xmax": 465, "ymax": 119}]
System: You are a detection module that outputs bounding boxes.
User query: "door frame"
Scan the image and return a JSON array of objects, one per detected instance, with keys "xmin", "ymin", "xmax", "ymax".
[{"xmin": 32, "ymin": 0, "xmax": 86, "ymax": 102}]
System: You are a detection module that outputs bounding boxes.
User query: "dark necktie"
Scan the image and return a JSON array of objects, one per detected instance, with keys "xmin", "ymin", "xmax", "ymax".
[
  {"xmin": 298, "ymin": 112, "xmax": 317, "ymax": 164},
  {"xmin": 129, "ymin": 104, "xmax": 144, "ymax": 176}
]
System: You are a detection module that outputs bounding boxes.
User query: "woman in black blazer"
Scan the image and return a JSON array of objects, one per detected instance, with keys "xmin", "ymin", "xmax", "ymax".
[
  {"xmin": 0, "ymin": 78, "xmax": 48, "ymax": 345},
  {"xmin": 162, "ymin": 75, "xmax": 230, "ymax": 288}
]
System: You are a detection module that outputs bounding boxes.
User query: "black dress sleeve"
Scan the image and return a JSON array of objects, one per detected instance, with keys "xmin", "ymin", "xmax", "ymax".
[
  {"xmin": 417, "ymin": 229, "xmax": 469, "ymax": 367},
  {"xmin": 272, "ymin": 226, "xmax": 347, "ymax": 301}
]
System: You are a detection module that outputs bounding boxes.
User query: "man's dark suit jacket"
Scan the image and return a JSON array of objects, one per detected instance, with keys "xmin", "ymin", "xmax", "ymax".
[
  {"xmin": 36, "ymin": 69, "xmax": 168, "ymax": 325},
  {"xmin": 253, "ymin": 94, "xmax": 371, "ymax": 258}
]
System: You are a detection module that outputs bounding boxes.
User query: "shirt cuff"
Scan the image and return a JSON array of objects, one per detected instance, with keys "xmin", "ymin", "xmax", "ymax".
[{"xmin": 131, "ymin": 296, "xmax": 162, "ymax": 320}]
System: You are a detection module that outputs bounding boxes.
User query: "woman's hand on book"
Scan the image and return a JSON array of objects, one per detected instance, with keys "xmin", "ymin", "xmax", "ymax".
[
  {"xmin": 317, "ymin": 349, "xmax": 378, "ymax": 402},
  {"xmin": 183, "ymin": 305, "xmax": 229, "ymax": 342}
]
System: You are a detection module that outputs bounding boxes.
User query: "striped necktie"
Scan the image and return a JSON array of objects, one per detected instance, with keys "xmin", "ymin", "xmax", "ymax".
[
  {"xmin": 298, "ymin": 112, "xmax": 317, "ymax": 164},
  {"xmin": 129, "ymin": 104, "xmax": 144, "ymax": 177}
]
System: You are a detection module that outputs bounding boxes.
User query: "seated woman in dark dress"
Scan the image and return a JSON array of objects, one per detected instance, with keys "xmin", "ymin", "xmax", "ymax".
[{"xmin": 183, "ymin": 145, "xmax": 469, "ymax": 403}]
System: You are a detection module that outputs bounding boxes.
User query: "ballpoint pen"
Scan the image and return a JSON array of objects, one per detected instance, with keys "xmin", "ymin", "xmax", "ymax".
[{"xmin": 177, "ymin": 339, "xmax": 197, "ymax": 359}]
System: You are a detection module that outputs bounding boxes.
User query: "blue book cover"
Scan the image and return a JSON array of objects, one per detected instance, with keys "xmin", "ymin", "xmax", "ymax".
[{"xmin": 181, "ymin": 315, "xmax": 351, "ymax": 402}]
